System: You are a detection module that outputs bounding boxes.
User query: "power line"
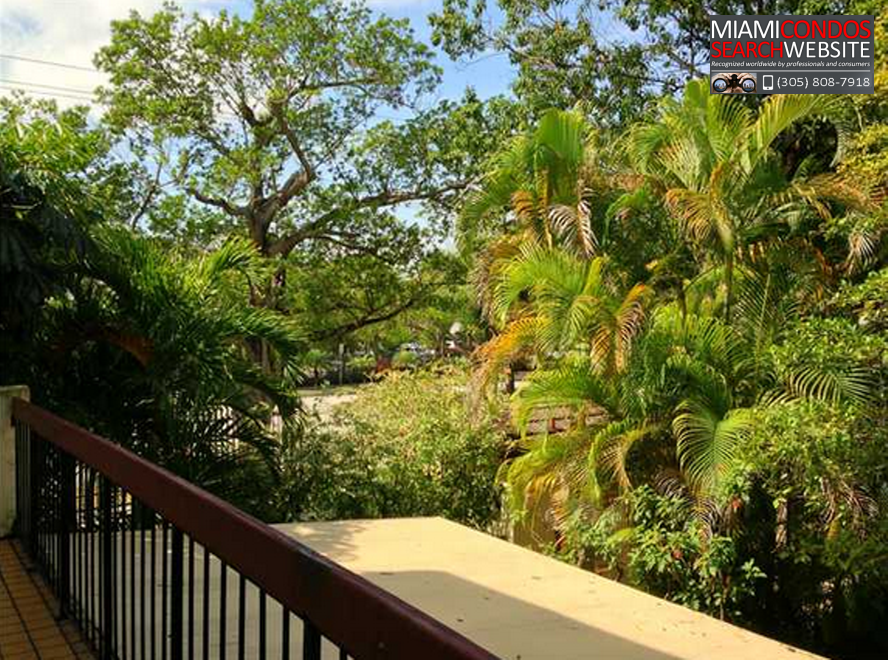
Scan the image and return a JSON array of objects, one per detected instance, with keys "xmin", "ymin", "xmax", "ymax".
[
  {"xmin": 0, "ymin": 85, "xmax": 98, "ymax": 103},
  {"xmin": 0, "ymin": 53, "xmax": 100, "ymax": 73},
  {"xmin": 0, "ymin": 78, "xmax": 97, "ymax": 96},
  {"xmin": 1, "ymin": 53, "xmax": 249, "ymax": 122}
]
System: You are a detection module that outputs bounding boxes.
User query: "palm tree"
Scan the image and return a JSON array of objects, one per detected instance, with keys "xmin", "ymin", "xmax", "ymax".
[
  {"xmin": 470, "ymin": 87, "xmax": 878, "ymax": 533},
  {"xmin": 470, "ymin": 242, "xmax": 651, "ymax": 514},
  {"xmin": 501, "ymin": 297, "xmax": 755, "ymax": 513},
  {"xmin": 462, "ymin": 108, "xmax": 604, "ymax": 256},
  {"xmin": 43, "ymin": 225, "xmax": 304, "ymax": 513},
  {"xmin": 496, "ymin": 266, "xmax": 873, "ymax": 523},
  {"xmin": 461, "ymin": 109, "xmax": 621, "ymax": 327},
  {"xmin": 625, "ymin": 79, "xmax": 873, "ymax": 323},
  {"xmin": 472, "ymin": 243, "xmax": 645, "ymax": 396}
]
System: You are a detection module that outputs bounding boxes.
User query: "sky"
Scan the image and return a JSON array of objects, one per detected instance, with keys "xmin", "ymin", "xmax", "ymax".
[{"xmin": 0, "ymin": 0, "xmax": 516, "ymax": 110}]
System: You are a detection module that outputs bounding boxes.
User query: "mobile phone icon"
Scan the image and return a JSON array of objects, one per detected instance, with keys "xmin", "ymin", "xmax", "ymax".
[{"xmin": 763, "ymin": 75, "xmax": 774, "ymax": 91}]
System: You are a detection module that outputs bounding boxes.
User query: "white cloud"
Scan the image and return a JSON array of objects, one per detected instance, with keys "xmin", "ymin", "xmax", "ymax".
[
  {"xmin": 0, "ymin": 1, "xmax": 232, "ymax": 108},
  {"xmin": 0, "ymin": 0, "xmax": 436, "ymax": 109}
]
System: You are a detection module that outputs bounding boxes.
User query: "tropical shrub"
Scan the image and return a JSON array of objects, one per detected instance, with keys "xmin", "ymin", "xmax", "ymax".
[
  {"xmin": 391, "ymin": 349, "xmax": 419, "ymax": 370},
  {"xmin": 9, "ymin": 224, "xmax": 303, "ymax": 516},
  {"xmin": 347, "ymin": 353, "xmax": 376, "ymax": 377},
  {"xmin": 276, "ymin": 365, "xmax": 507, "ymax": 527},
  {"xmin": 725, "ymin": 399, "xmax": 888, "ymax": 656},
  {"xmin": 558, "ymin": 487, "xmax": 765, "ymax": 622},
  {"xmin": 826, "ymin": 267, "xmax": 888, "ymax": 332},
  {"xmin": 466, "ymin": 83, "xmax": 886, "ymax": 658}
]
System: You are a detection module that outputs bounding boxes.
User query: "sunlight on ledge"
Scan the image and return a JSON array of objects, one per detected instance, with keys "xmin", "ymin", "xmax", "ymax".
[{"xmin": 277, "ymin": 517, "xmax": 825, "ymax": 660}]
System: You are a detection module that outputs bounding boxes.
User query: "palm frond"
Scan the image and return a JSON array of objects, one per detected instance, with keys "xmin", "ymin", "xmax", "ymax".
[
  {"xmin": 744, "ymin": 94, "xmax": 845, "ymax": 170},
  {"xmin": 596, "ymin": 420, "xmax": 660, "ymax": 493},
  {"xmin": 783, "ymin": 364, "xmax": 873, "ymax": 404},
  {"xmin": 673, "ymin": 399, "xmax": 754, "ymax": 496},
  {"xmin": 501, "ymin": 430, "xmax": 594, "ymax": 518},
  {"xmin": 471, "ymin": 315, "xmax": 540, "ymax": 395}
]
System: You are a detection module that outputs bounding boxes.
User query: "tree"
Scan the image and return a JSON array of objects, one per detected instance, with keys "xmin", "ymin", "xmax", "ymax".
[
  {"xmin": 431, "ymin": 0, "xmax": 674, "ymax": 125},
  {"xmin": 624, "ymin": 79, "xmax": 872, "ymax": 323},
  {"xmin": 430, "ymin": 0, "xmax": 862, "ymax": 126},
  {"xmin": 469, "ymin": 101, "xmax": 878, "ymax": 533},
  {"xmin": 1, "ymin": 93, "xmax": 303, "ymax": 515},
  {"xmin": 0, "ymin": 95, "xmax": 146, "ymax": 368},
  {"xmin": 96, "ymin": 1, "xmax": 511, "ymax": 261},
  {"xmin": 96, "ymin": 1, "xmax": 520, "ymax": 344},
  {"xmin": 836, "ymin": 5, "xmax": 888, "ymax": 272},
  {"xmin": 34, "ymin": 227, "xmax": 303, "ymax": 514}
]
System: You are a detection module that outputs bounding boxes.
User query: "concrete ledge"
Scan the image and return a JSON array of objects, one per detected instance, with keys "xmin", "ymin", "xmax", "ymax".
[
  {"xmin": 275, "ymin": 517, "xmax": 824, "ymax": 660},
  {"xmin": 0, "ymin": 385, "xmax": 29, "ymax": 537}
]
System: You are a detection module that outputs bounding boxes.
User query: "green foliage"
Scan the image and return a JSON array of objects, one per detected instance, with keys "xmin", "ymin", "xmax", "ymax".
[
  {"xmin": 391, "ymin": 350, "xmax": 418, "ymax": 370},
  {"xmin": 0, "ymin": 96, "xmax": 131, "ymax": 337},
  {"xmin": 347, "ymin": 354, "xmax": 376, "ymax": 377},
  {"xmin": 5, "ymin": 3, "xmax": 888, "ymax": 655},
  {"xmin": 769, "ymin": 316, "xmax": 886, "ymax": 405},
  {"xmin": 560, "ymin": 487, "xmax": 765, "ymax": 621},
  {"xmin": 95, "ymin": 0, "xmax": 517, "ymax": 341},
  {"xmin": 430, "ymin": 0, "xmax": 670, "ymax": 125},
  {"xmin": 276, "ymin": 365, "xmax": 506, "ymax": 527},
  {"xmin": 96, "ymin": 0, "xmax": 433, "ymax": 257},
  {"xmin": 0, "ymin": 94, "xmax": 303, "ymax": 518},
  {"xmin": 827, "ymin": 267, "xmax": 888, "ymax": 332},
  {"xmin": 469, "ymin": 80, "xmax": 886, "ymax": 657},
  {"xmin": 430, "ymin": 1, "xmax": 859, "ymax": 127},
  {"xmin": 723, "ymin": 400, "xmax": 888, "ymax": 655},
  {"xmin": 626, "ymin": 79, "xmax": 869, "ymax": 323},
  {"xmin": 10, "ymin": 223, "xmax": 302, "ymax": 515}
]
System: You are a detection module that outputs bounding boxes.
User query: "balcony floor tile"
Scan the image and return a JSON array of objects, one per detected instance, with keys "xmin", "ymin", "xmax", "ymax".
[{"xmin": 0, "ymin": 540, "xmax": 91, "ymax": 660}]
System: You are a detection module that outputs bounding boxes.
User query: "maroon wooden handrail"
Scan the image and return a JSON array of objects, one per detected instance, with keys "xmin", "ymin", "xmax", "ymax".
[{"xmin": 12, "ymin": 398, "xmax": 498, "ymax": 660}]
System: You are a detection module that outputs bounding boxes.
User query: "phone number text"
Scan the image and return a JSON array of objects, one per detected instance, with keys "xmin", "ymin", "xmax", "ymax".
[{"xmin": 777, "ymin": 77, "xmax": 870, "ymax": 89}]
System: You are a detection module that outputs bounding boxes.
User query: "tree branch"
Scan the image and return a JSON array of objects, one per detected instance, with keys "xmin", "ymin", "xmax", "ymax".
[
  {"xmin": 266, "ymin": 179, "xmax": 472, "ymax": 258},
  {"xmin": 187, "ymin": 187, "xmax": 250, "ymax": 218},
  {"xmin": 129, "ymin": 162, "xmax": 164, "ymax": 228},
  {"xmin": 300, "ymin": 76, "xmax": 384, "ymax": 93},
  {"xmin": 270, "ymin": 102, "xmax": 313, "ymax": 183},
  {"xmin": 308, "ymin": 295, "xmax": 422, "ymax": 341}
]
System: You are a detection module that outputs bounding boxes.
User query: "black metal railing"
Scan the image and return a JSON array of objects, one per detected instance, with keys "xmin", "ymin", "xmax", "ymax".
[{"xmin": 12, "ymin": 398, "xmax": 497, "ymax": 660}]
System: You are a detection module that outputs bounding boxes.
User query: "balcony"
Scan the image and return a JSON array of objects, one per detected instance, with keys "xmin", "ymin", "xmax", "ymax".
[{"xmin": 0, "ymin": 392, "xmax": 824, "ymax": 659}]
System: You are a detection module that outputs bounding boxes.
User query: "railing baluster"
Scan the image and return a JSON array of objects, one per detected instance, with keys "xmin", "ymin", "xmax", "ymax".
[
  {"xmin": 259, "ymin": 590, "xmax": 267, "ymax": 660},
  {"xmin": 151, "ymin": 519, "xmax": 157, "ymax": 660},
  {"xmin": 28, "ymin": 431, "xmax": 39, "ymax": 559},
  {"xmin": 141, "ymin": 506, "xmax": 147, "ymax": 660},
  {"xmin": 171, "ymin": 527, "xmax": 184, "ymax": 660},
  {"xmin": 188, "ymin": 537, "xmax": 195, "ymax": 660},
  {"xmin": 122, "ymin": 491, "xmax": 128, "ymax": 660},
  {"xmin": 281, "ymin": 608, "xmax": 290, "ymax": 660},
  {"xmin": 102, "ymin": 477, "xmax": 113, "ymax": 660},
  {"xmin": 78, "ymin": 467, "xmax": 85, "ymax": 626},
  {"xmin": 53, "ymin": 446, "xmax": 60, "ymax": 601},
  {"xmin": 132, "ymin": 495, "xmax": 137, "ymax": 660},
  {"xmin": 302, "ymin": 621, "xmax": 321, "ymax": 660},
  {"xmin": 162, "ymin": 521, "xmax": 169, "ymax": 660},
  {"xmin": 56, "ymin": 446, "xmax": 61, "ymax": 603},
  {"xmin": 238, "ymin": 575, "xmax": 246, "ymax": 660},
  {"xmin": 89, "ymin": 471, "xmax": 96, "ymax": 649},
  {"xmin": 112, "ymin": 484, "xmax": 119, "ymax": 657},
  {"xmin": 219, "ymin": 561, "xmax": 228, "ymax": 660},
  {"xmin": 74, "ymin": 469, "xmax": 80, "ymax": 622},
  {"xmin": 60, "ymin": 452, "xmax": 74, "ymax": 618},
  {"xmin": 202, "ymin": 549, "xmax": 210, "ymax": 660}
]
